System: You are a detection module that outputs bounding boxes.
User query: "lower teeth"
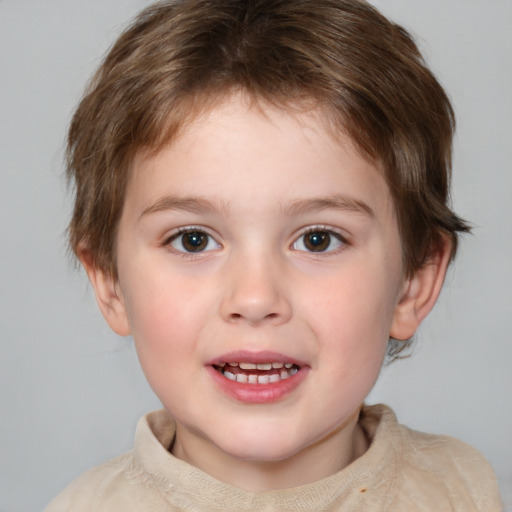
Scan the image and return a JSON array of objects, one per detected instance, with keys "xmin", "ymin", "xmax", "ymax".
[{"xmin": 221, "ymin": 367, "xmax": 298, "ymax": 384}]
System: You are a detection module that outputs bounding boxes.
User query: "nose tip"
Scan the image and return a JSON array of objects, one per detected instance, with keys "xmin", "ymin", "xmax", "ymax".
[{"xmin": 219, "ymin": 262, "xmax": 292, "ymax": 326}]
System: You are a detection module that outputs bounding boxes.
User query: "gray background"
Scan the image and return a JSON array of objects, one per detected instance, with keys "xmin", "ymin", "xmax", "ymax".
[{"xmin": 1, "ymin": 1, "xmax": 511, "ymax": 510}]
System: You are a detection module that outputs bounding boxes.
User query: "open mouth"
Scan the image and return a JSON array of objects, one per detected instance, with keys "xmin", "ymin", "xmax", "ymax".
[{"xmin": 213, "ymin": 361, "xmax": 300, "ymax": 384}]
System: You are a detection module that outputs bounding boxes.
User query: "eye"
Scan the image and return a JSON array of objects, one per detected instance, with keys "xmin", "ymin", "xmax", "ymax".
[
  {"xmin": 168, "ymin": 229, "xmax": 220, "ymax": 253},
  {"xmin": 292, "ymin": 229, "xmax": 345, "ymax": 253}
]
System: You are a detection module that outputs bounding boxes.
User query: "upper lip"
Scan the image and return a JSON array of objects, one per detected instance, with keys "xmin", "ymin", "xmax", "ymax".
[{"xmin": 206, "ymin": 350, "xmax": 307, "ymax": 367}]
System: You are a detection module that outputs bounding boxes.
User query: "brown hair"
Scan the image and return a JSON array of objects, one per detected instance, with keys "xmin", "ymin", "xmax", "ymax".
[{"xmin": 67, "ymin": 0, "xmax": 469, "ymax": 282}]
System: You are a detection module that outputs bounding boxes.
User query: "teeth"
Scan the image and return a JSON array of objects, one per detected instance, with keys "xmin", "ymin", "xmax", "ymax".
[
  {"xmin": 239, "ymin": 362, "xmax": 256, "ymax": 370},
  {"xmin": 219, "ymin": 363, "xmax": 299, "ymax": 385},
  {"xmin": 248, "ymin": 374, "xmax": 258, "ymax": 384},
  {"xmin": 231, "ymin": 362, "xmax": 292, "ymax": 370}
]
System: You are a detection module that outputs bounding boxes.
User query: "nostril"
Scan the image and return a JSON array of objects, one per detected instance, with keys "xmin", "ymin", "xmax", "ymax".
[{"xmin": 229, "ymin": 311, "xmax": 280, "ymax": 324}]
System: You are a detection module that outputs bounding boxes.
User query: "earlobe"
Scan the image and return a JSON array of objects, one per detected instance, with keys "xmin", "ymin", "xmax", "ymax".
[
  {"xmin": 390, "ymin": 235, "xmax": 452, "ymax": 341},
  {"xmin": 77, "ymin": 246, "xmax": 131, "ymax": 336}
]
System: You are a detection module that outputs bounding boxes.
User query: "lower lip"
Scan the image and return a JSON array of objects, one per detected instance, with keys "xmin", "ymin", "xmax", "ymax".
[{"xmin": 206, "ymin": 365, "xmax": 309, "ymax": 404}]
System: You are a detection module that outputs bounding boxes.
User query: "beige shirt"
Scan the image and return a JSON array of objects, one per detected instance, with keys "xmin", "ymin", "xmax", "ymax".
[{"xmin": 45, "ymin": 404, "xmax": 503, "ymax": 511}]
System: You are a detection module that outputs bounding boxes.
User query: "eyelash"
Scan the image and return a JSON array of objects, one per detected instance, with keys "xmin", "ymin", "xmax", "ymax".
[
  {"xmin": 163, "ymin": 225, "xmax": 349, "ymax": 257},
  {"xmin": 292, "ymin": 226, "xmax": 348, "ymax": 254},
  {"xmin": 164, "ymin": 227, "xmax": 221, "ymax": 257}
]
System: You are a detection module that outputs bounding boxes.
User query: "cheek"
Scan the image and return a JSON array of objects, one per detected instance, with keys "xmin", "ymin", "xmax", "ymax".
[
  {"xmin": 123, "ymin": 261, "xmax": 207, "ymax": 330},
  {"xmin": 307, "ymin": 260, "xmax": 399, "ymax": 367},
  {"xmin": 121, "ymin": 272, "xmax": 213, "ymax": 372},
  {"xmin": 320, "ymin": 266, "xmax": 397, "ymax": 331},
  {"xmin": 125, "ymin": 290, "xmax": 208, "ymax": 407}
]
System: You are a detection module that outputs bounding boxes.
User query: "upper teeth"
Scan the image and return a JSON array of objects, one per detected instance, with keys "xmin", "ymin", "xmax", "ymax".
[{"xmin": 225, "ymin": 362, "xmax": 289, "ymax": 370}]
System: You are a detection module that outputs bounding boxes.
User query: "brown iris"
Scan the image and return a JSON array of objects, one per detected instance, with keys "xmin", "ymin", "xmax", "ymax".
[
  {"xmin": 303, "ymin": 231, "xmax": 331, "ymax": 252},
  {"xmin": 181, "ymin": 231, "xmax": 209, "ymax": 252}
]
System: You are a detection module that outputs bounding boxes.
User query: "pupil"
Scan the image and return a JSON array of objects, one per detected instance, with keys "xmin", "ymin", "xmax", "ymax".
[
  {"xmin": 305, "ymin": 232, "xmax": 330, "ymax": 252},
  {"xmin": 183, "ymin": 231, "xmax": 207, "ymax": 252}
]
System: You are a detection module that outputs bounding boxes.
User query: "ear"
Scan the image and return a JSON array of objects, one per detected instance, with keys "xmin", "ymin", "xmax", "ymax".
[
  {"xmin": 390, "ymin": 234, "xmax": 452, "ymax": 340},
  {"xmin": 77, "ymin": 245, "xmax": 131, "ymax": 336}
]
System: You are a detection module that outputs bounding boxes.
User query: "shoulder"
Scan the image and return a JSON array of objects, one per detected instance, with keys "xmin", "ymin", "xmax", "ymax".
[
  {"xmin": 365, "ymin": 405, "xmax": 503, "ymax": 511},
  {"xmin": 44, "ymin": 410, "xmax": 180, "ymax": 512},
  {"xmin": 43, "ymin": 451, "xmax": 166, "ymax": 512}
]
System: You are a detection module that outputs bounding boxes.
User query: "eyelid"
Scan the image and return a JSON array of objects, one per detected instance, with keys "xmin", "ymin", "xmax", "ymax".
[
  {"xmin": 295, "ymin": 224, "xmax": 349, "ymax": 241},
  {"xmin": 291, "ymin": 225, "xmax": 349, "ymax": 253},
  {"xmin": 164, "ymin": 225, "xmax": 222, "ymax": 255}
]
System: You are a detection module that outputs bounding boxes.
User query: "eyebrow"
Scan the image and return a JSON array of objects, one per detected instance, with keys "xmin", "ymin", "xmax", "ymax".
[
  {"xmin": 139, "ymin": 194, "xmax": 375, "ymax": 220},
  {"xmin": 139, "ymin": 196, "xmax": 230, "ymax": 219},
  {"xmin": 282, "ymin": 195, "xmax": 375, "ymax": 219}
]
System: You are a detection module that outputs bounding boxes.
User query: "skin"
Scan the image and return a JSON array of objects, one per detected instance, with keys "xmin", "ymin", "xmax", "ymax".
[{"xmin": 82, "ymin": 94, "xmax": 451, "ymax": 491}]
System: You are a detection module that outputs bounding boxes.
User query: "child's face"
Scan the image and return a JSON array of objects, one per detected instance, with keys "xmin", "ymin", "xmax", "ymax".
[{"xmin": 104, "ymin": 95, "xmax": 410, "ymax": 484}]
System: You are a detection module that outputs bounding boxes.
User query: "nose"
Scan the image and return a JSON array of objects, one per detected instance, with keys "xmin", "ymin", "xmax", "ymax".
[{"xmin": 219, "ymin": 252, "xmax": 292, "ymax": 326}]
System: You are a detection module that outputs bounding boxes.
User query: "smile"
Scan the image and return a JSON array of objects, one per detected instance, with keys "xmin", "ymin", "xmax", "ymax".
[
  {"xmin": 207, "ymin": 352, "xmax": 308, "ymax": 403},
  {"xmin": 213, "ymin": 362, "xmax": 299, "ymax": 384}
]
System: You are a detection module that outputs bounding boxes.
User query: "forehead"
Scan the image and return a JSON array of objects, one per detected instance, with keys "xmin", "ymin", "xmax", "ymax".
[{"xmin": 126, "ymin": 94, "xmax": 394, "ymax": 221}]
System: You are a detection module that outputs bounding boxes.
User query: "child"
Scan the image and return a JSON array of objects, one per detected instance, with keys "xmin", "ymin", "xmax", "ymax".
[{"xmin": 45, "ymin": 0, "xmax": 503, "ymax": 510}]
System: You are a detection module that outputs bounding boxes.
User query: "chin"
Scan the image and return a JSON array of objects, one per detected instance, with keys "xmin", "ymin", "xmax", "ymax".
[{"xmin": 212, "ymin": 425, "xmax": 309, "ymax": 463}]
